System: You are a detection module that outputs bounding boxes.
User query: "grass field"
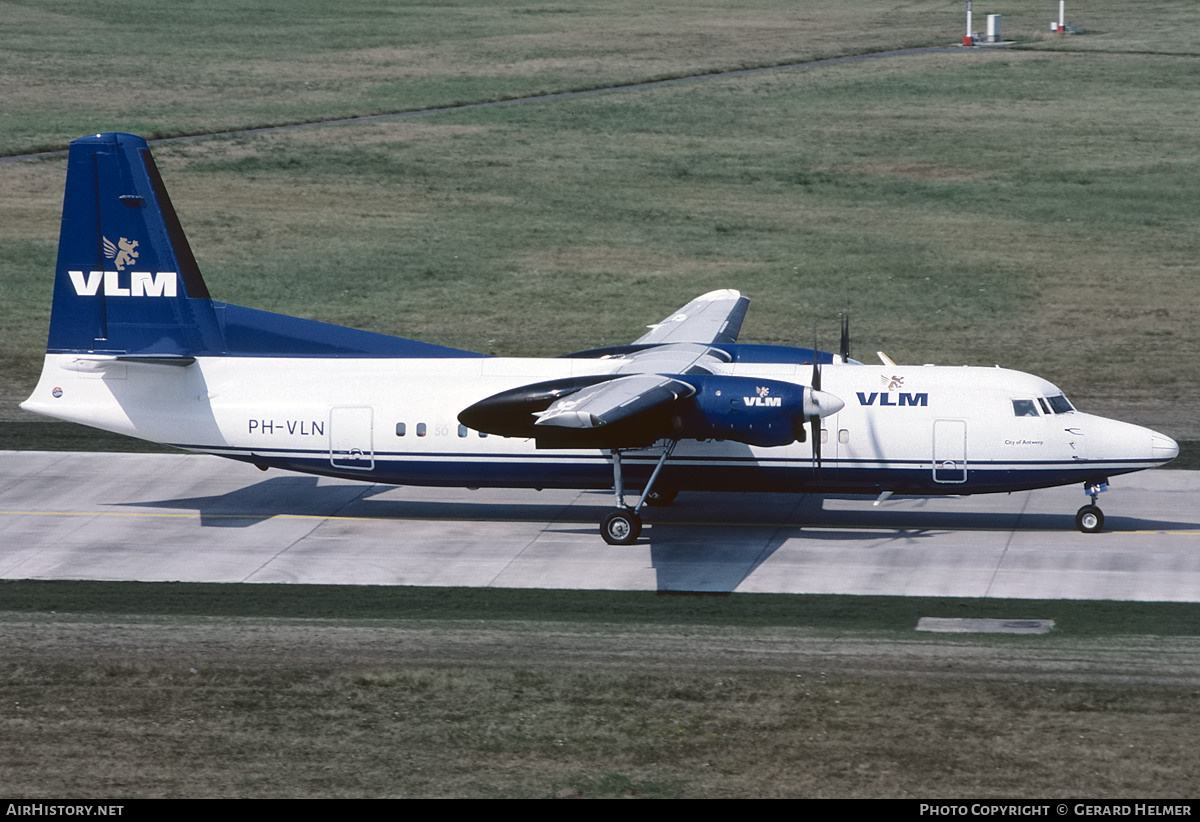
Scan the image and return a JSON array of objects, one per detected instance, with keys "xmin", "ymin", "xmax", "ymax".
[
  {"xmin": 2, "ymin": 582, "xmax": 1199, "ymax": 799},
  {"xmin": 2, "ymin": 0, "xmax": 1199, "ymax": 799},
  {"xmin": 3, "ymin": 1, "xmax": 1199, "ymax": 439},
  {"xmin": 0, "ymin": 0, "xmax": 1037, "ymax": 155}
]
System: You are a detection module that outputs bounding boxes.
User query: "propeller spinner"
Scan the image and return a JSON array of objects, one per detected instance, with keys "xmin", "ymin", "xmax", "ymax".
[{"xmin": 807, "ymin": 326, "xmax": 847, "ymax": 469}]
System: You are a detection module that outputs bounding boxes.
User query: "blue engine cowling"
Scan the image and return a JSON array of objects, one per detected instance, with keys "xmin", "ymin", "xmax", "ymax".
[
  {"xmin": 677, "ymin": 374, "xmax": 810, "ymax": 447},
  {"xmin": 459, "ymin": 373, "xmax": 820, "ymax": 449}
]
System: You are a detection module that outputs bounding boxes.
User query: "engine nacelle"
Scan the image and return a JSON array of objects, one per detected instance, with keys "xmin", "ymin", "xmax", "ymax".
[
  {"xmin": 679, "ymin": 375, "xmax": 813, "ymax": 447},
  {"xmin": 459, "ymin": 373, "xmax": 842, "ymax": 449}
]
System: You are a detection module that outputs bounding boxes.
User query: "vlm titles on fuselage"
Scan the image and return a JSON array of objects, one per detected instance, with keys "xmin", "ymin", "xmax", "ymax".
[{"xmin": 21, "ymin": 133, "xmax": 1179, "ymax": 544}]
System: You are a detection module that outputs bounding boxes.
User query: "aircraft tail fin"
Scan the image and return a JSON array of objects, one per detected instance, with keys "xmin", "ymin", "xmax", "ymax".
[
  {"xmin": 44, "ymin": 132, "xmax": 482, "ymax": 360},
  {"xmin": 47, "ymin": 132, "xmax": 223, "ymax": 357}
]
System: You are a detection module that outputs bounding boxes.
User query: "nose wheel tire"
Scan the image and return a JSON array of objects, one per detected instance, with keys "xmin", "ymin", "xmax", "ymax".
[
  {"xmin": 1075, "ymin": 504, "xmax": 1104, "ymax": 534},
  {"xmin": 601, "ymin": 508, "xmax": 642, "ymax": 545}
]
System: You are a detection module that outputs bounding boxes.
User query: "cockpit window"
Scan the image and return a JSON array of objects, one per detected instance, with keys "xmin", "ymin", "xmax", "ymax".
[
  {"xmin": 1046, "ymin": 395, "xmax": 1075, "ymax": 414},
  {"xmin": 1012, "ymin": 399, "xmax": 1039, "ymax": 417}
]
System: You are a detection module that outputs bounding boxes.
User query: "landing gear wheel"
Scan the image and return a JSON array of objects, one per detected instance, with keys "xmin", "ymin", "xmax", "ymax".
[
  {"xmin": 1075, "ymin": 504, "xmax": 1104, "ymax": 534},
  {"xmin": 644, "ymin": 488, "xmax": 678, "ymax": 507},
  {"xmin": 601, "ymin": 508, "xmax": 642, "ymax": 545}
]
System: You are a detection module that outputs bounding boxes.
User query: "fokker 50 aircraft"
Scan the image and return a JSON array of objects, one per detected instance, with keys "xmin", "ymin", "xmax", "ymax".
[{"xmin": 22, "ymin": 133, "xmax": 1179, "ymax": 543}]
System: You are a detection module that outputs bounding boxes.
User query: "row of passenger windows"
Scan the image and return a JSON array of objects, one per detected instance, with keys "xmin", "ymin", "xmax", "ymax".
[
  {"xmin": 1011, "ymin": 395, "xmax": 1075, "ymax": 417},
  {"xmin": 396, "ymin": 422, "xmax": 487, "ymax": 438},
  {"xmin": 393, "ymin": 421, "xmax": 854, "ymax": 445}
]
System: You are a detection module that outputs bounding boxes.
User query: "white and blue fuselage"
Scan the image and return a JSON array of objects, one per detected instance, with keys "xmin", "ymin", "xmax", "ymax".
[
  {"xmin": 23, "ymin": 351, "xmax": 1175, "ymax": 496},
  {"xmin": 20, "ymin": 133, "xmax": 1179, "ymax": 542}
]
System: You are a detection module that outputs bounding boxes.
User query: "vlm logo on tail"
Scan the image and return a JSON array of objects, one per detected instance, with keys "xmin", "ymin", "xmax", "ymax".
[
  {"xmin": 103, "ymin": 236, "xmax": 140, "ymax": 270},
  {"xmin": 67, "ymin": 269, "xmax": 178, "ymax": 297}
]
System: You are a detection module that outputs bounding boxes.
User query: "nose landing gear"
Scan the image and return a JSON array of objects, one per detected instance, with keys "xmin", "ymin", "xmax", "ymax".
[{"xmin": 1075, "ymin": 481, "xmax": 1108, "ymax": 533}]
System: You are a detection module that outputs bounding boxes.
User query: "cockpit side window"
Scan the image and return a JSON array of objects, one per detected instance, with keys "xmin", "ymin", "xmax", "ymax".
[
  {"xmin": 1046, "ymin": 395, "xmax": 1075, "ymax": 414},
  {"xmin": 1012, "ymin": 399, "xmax": 1040, "ymax": 417}
]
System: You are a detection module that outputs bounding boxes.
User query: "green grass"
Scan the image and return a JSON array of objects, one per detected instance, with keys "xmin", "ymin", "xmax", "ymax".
[
  {"xmin": 0, "ymin": 0, "xmax": 973, "ymax": 157},
  {"xmin": 2, "ymin": 583, "xmax": 1198, "ymax": 798},
  {"xmin": 5, "ymin": 19, "xmax": 1200, "ymax": 438},
  {"xmin": 5, "ymin": 3, "xmax": 1200, "ymax": 440},
  {"xmin": 5, "ymin": 579, "xmax": 1200, "ymax": 637}
]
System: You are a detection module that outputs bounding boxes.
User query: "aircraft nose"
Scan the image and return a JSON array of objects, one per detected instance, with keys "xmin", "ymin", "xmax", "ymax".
[{"xmin": 1151, "ymin": 433, "xmax": 1179, "ymax": 464}]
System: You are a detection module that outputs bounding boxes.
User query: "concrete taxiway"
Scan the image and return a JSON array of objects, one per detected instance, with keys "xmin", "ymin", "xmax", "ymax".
[{"xmin": 1, "ymin": 451, "xmax": 1197, "ymax": 601}]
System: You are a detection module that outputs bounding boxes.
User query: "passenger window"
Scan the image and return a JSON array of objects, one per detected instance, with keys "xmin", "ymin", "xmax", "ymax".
[
  {"xmin": 416, "ymin": 422, "xmax": 427, "ymax": 437},
  {"xmin": 458, "ymin": 424, "xmax": 468, "ymax": 438},
  {"xmin": 838, "ymin": 429, "xmax": 849, "ymax": 444},
  {"xmin": 1012, "ymin": 399, "xmax": 1039, "ymax": 417},
  {"xmin": 395, "ymin": 422, "xmax": 406, "ymax": 436}
]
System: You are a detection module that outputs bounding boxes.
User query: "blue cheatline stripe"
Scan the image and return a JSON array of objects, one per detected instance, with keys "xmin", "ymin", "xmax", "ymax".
[{"xmin": 168, "ymin": 441, "xmax": 1160, "ymax": 495}]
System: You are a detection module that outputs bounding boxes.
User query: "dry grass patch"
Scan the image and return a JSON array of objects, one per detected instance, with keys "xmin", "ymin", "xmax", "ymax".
[
  {"xmin": 515, "ymin": 246, "xmax": 747, "ymax": 280},
  {"xmin": 2, "ymin": 613, "xmax": 1199, "ymax": 798}
]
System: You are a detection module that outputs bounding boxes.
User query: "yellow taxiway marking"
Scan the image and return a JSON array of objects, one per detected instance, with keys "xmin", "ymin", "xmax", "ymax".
[{"xmin": 1, "ymin": 510, "xmax": 353, "ymax": 521}]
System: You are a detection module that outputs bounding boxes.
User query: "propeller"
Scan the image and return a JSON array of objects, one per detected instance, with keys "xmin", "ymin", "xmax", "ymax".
[
  {"xmin": 791, "ymin": 323, "xmax": 846, "ymax": 465},
  {"xmin": 811, "ymin": 329, "xmax": 823, "ymax": 469},
  {"xmin": 839, "ymin": 309, "xmax": 851, "ymax": 364},
  {"xmin": 802, "ymin": 322, "xmax": 848, "ymax": 469}
]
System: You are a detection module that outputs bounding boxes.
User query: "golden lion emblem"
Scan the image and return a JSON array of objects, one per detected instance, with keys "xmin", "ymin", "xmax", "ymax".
[{"xmin": 103, "ymin": 236, "xmax": 140, "ymax": 271}]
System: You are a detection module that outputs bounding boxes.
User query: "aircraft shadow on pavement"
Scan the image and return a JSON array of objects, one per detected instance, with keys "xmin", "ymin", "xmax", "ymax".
[
  {"xmin": 596, "ymin": 503, "xmax": 1197, "ymax": 593},
  {"xmin": 116, "ymin": 479, "xmax": 1196, "ymax": 593},
  {"xmin": 121, "ymin": 476, "xmax": 378, "ymax": 527},
  {"xmin": 120, "ymin": 476, "xmax": 619, "ymax": 528},
  {"xmin": 121, "ymin": 478, "xmax": 1196, "ymax": 534}
]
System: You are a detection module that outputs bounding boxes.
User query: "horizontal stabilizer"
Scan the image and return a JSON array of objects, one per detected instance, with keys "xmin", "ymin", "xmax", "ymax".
[{"xmin": 58, "ymin": 354, "xmax": 196, "ymax": 372}]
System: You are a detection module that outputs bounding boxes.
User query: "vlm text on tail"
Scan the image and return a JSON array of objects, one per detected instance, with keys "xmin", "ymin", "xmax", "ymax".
[
  {"xmin": 35, "ymin": 132, "xmax": 482, "ymax": 363},
  {"xmin": 22, "ymin": 132, "xmax": 481, "ymax": 441}
]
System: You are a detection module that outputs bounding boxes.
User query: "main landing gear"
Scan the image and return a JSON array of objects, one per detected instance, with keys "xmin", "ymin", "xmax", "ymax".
[
  {"xmin": 601, "ymin": 442, "xmax": 677, "ymax": 545},
  {"xmin": 1075, "ymin": 481, "xmax": 1108, "ymax": 534}
]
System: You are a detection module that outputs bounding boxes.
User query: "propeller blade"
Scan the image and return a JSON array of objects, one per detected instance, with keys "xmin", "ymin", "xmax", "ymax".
[
  {"xmin": 811, "ymin": 328, "xmax": 821, "ymax": 392},
  {"xmin": 795, "ymin": 387, "xmax": 843, "ymax": 462},
  {"xmin": 812, "ymin": 328, "xmax": 822, "ymax": 470},
  {"xmin": 839, "ymin": 310, "xmax": 851, "ymax": 363}
]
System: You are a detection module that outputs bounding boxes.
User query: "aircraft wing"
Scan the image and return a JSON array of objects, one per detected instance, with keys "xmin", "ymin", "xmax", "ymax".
[
  {"xmin": 462, "ymin": 290, "xmax": 747, "ymax": 443},
  {"xmin": 632, "ymin": 289, "xmax": 750, "ymax": 346},
  {"xmin": 534, "ymin": 374, "xmax": 695, "ymax": 429},
  {"xmin": 612, "ymin": 342, "xmax": 731, "ymax": 376}
]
